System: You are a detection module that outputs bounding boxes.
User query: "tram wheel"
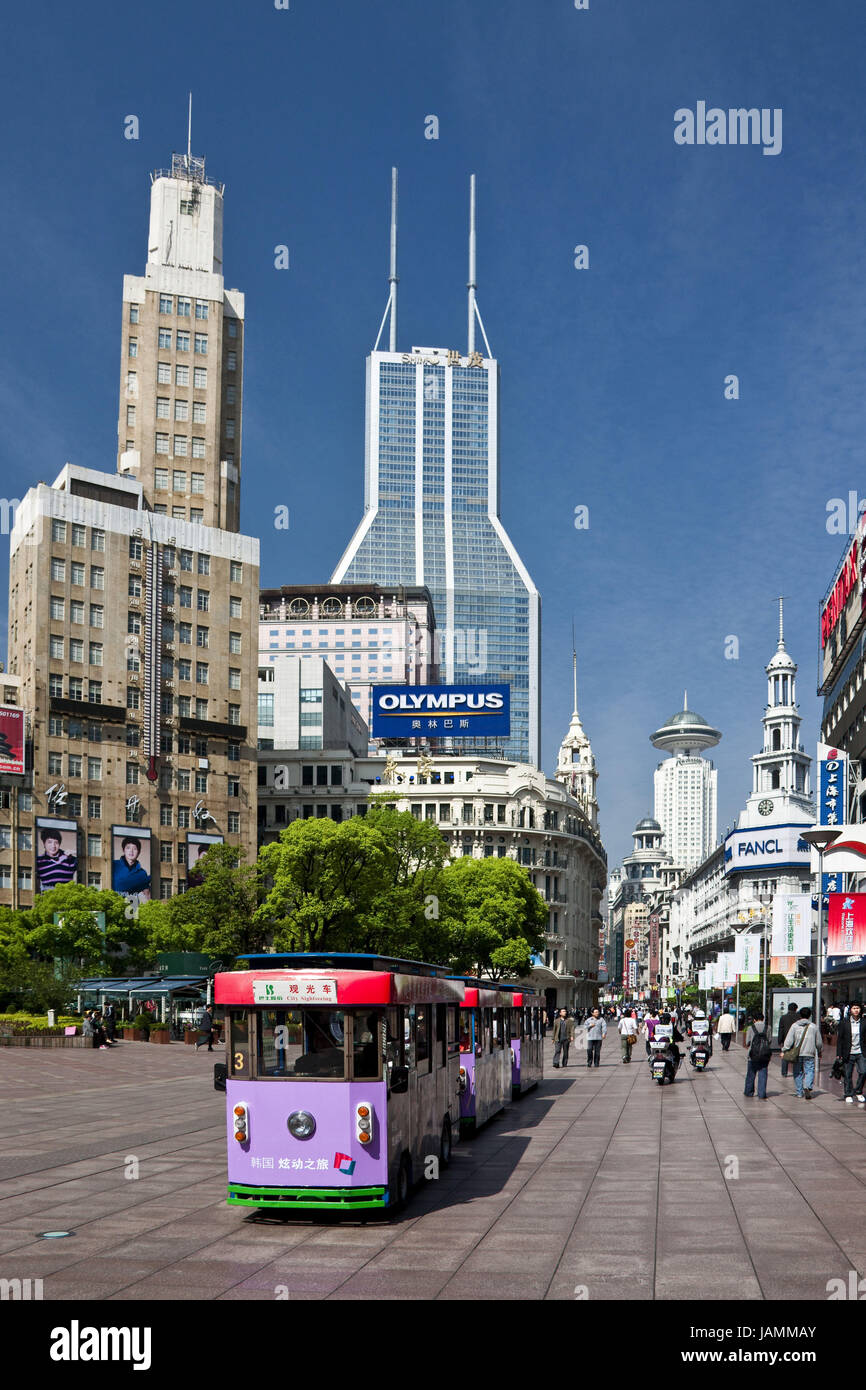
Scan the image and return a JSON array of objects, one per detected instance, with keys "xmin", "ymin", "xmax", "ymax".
[
  {"xmin": 395, "ymin": 1154, "xmax": 412, "ymax": 1210},
  {"xmin": 439, "ymin": 1117, "xmax": 452, "ymax": 1168}
]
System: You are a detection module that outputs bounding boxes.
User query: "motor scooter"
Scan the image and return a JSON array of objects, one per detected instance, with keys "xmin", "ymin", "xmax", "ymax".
[
  {"xmin": 649, "ymin": 1038, "xmax": 678, "ymax": 1085},
  {"xmin": 689, "ymin": 1042, "xmax": 709, "ymax": 1070}
]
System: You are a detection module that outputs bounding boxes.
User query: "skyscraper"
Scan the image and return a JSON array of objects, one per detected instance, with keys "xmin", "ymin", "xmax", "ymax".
[
  {"xmin": 117, "ymin": 147, "xmax": 244, "ymax": 531},
  {"xmin": 331, "ymin": 173, "xmax": 541, "ymax": 766},
  {"xmin": 0, "ymin": 137, "xmax": 258, "ymax": 908},
  {"xmin": 651, "ymin": 694, "xmax": 720, "ymax": 870}
]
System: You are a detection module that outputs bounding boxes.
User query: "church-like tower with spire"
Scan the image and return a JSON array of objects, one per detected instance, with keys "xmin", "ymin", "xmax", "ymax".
[
  {"xmin": 555, "ymin": 645, "xmax": 599, "ymax": 829},
  {"xmin": 739, "ymin": 599, "xmax": 813, "ymax": 826}
]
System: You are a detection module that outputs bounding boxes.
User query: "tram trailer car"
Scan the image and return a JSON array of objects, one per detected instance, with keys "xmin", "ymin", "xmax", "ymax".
[
  {"xmin": 457, "ymin": 984, "xmax": 516, "ymax": 1132},
  {"xmin": 504, "ymin": 989, "xmax": 545, "ymax": 1097},
  {"xmin": 214, "ymin": 955, "xmax": 464, "ymax": 1212}
]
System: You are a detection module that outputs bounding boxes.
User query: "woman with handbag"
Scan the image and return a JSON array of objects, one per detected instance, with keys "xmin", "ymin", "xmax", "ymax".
[{"xmin": 783, "ymin": 1008, "xmax": 822, "ymax": 1099}]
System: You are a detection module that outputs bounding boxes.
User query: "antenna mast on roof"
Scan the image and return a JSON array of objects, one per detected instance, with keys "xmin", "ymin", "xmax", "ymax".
[
  {"xmin": 467, "ymin": 175, "xmax": 493, "ymax": 359},
  {"xmin": 374, "ymin": 168, "xmax": 399, "ymax": 353}
]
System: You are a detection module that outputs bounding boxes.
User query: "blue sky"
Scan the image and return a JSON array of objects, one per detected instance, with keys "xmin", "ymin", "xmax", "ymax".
[{"xmin": 1, "ymin": 0, "xmax": 864, "ymax": 866}]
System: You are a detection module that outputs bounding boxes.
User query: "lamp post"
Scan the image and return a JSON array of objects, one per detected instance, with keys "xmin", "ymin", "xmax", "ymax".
[
  {"xmin": 760, "ymin": 894, "xmax": 773, "ymax": 1022},
  {"xmin": 799, "ymin": 827, "xmax": 842, "ymax": 1038}
]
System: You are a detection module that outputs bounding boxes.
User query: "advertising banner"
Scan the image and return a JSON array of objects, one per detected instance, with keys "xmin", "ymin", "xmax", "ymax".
[
  {"xmin": 733, "ymin": 933, "xmax": 762, "ymax": 975},
  {"xmin": 818, "ymin": 745, "xmax": 848, "ymax": 828},
  {"xmin": 186, "ymin": 832, "xmax": 224, "ymax": 886},
  {"xmin": 370, "ymin": 683, "xmax": 510, "ymax": 739},
  {"xmin": 35, "ymin": 818, "xmax": 79, "ymax": 892},
  {"xmin": 770, "ymin": 956, "xmax": 798, "ymax": 977},
  {"xmin": 827, "ymin": 893, "xmax": 866, "ymax": 956},
  {"xmin": 717, "ymin": 953, "xmax": 737, "ymax": 986},
  {"xmin": 0, "ymin": 706, "xmax": 25, "ymax": 775},
  {"xmin": 771, "ymin": 893, "xmax": 812, "ymax": 957},
  {"xmin": 111, "ymin": 825, "xmax": 152, "ymax": 907},
  {"xmin": 648, "ymin": 913, "xmax": 660, "ymax": 990},
  {"xmin": 724, "ymin": 824, "xmax": 811, "ymax": 877}
]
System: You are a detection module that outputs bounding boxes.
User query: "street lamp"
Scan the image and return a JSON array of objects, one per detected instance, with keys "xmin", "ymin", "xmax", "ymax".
[
  {"xmin": 759, "ymin": 894, "xmax": 773, "ymax": 1022},
  {"xmin": 799, "ymin": 826, "xmax": 842, "ymax": 1034}
]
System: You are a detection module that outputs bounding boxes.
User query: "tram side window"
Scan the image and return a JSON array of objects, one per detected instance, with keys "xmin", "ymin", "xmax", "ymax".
[
  {"xmin": 459, "ymin": 1011, "xmax": 473, "ymax": 1053},
  {"xmin": 447, "ymin": 1003, "xmax": 460, "ymax": 1057},
  {"xmin": 416, "ymin": 1005, "xmax": 431, "ymax": 1075},
  {"xmin": 474, "ymin": 1009, "xmax": 483, "ymax": 1056},
  {"xmin": 491, "ymin": 1007, "xmax": 505, "ymax": 1049},
  {"xmin": 386, "ymin": 1007, "xmax": 403, "ymax": 1071},
  {"xmin": 436, "ymin": 1003, "xmax": 447, "ymax": 1068},
  {"xmin": 352, "ymin": 1011, "xmax": 383, "ymax": 1080},
  {"xmin": 483, "ymin": 1008, "xmax": 493, "ymax": 1054},
  {"xmin": 230, "ymin": 1010, "xmax": 249, "ymax": 1076},
  {"xmin": 404, "ymin": 1006, "xmax": 415, "ymax": 1069}
]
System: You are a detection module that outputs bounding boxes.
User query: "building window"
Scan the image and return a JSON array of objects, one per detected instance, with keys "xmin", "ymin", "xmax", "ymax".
[
  {"xmin": 154, "ymin": 467, "xmax": 169, "ymax": 491},
  {"xmin": 196, "ymin": 553, "xmax": 210, "ymax": 575},
  {"xmin": 192, "ymin": 400, "xmax": 206, "ymax": 424},
  {"xmin": 225, "ymin": 419, "xmax": 236, "ymax": 439},
  {"xmin": 126, "ymin": 687, "xmax": 140, "ymax": 710},
  {"xmin": 49, "ymin": 635, "xmax": 64, "ymax": 660},
  {"xmin": 227, "ymin": 351, "xmax": 237, "ymax": 371},
  {"xmin": 128, "ymin": 339, "xmax": 138, "ymax": 357},
  {"xmin": 176, "ymin": 331, "xmax": 190, "ymax": 352},
  {"xmin": 195, "ymin": 771, "xmax": 208, "ymax": 794},
  {"xmin": 88, "ymin": 680, "xmax": 102, "ymax": 703},
  {"xmin": 229, "ymin": 596, "xmax": 242, "ymax": 618},
  {"xmin": 228, "ymin": 704, "xmax": 241, "ymax": 726},
  {"xmin": 191, "ymin": 437, "xmax": 205, "ymax": 458},
  {"xmin": 89, "ymin": 643, "xmax": 103, "ymax": 666},
  {"xmin": 228, "ymin": 811, "xmax": 240, "ymax": 833},
  {"xmin": 197, "ymin": 590, "xmax": 209, "ymax": 611},
  {"xmin": 194, "ymin": 366, "xmax": 207, "ymax": 389},
  {"xmin": 190, "ymin": 472, "xmax": 205, "ymax": 494},
  {"xmin": 51, "ymin": 519, "xmax": 67, "ymax": 543},
  {"xmin": 196, "ymin": 662, "xmax": 208, "ymax": 685},
  {"xmin": 177, "ymin": 297, "xmax": 191, "ymax": 317},
  {"xmin": 228, "ymin": 631, "xmax": 242, "ymax": 655},
  {"xmin": 195, "ymin": 301, "xmax": 208, "ymax": 320},
  {"xmin": 228, "ymin": 668, "xmax": 241, "ymax": 690},
  {"xmin": 156, "ymin": 432, "xmax": 170, "ymax": 455},
  {"xmin": 258, "ymin": 693, "xmax": 274, "ymax": 726},
  {"xmin": 50, "ymin": 597, "xmax": 64, "ymax": 621},
  {"xmin": 158, "ymin": 328, "xmax": 172, "ymax": 349},
  {"xmin": 50, "ymin": 558, "xmax": 66, "ymax": 582},
  {"xmin": 87, "ymin": 757, "xmax": 102, "ymax": 781},
  {"xmin": 159, "ymin": 294, "xmax": 173, "ymax": 313},
  {"xmin": 48, "ymin": 751, "xmax": 62, "ymax": 775},
  {"xmin": 179, "ymin": 586, "xmax": 192, "ymax": 608}
]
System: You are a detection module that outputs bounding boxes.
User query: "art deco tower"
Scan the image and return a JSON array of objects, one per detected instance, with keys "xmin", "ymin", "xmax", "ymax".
[
  {"xmin": 651, "ymin": 693, "xmax": 721, "ymax": 869},
  {"xmin": 331, "ymin": 172, "xmax": 541, "ymax": 766},
  {"xmin": 116, "ymin": 134, "xmax": 244, "ymax": 532}
]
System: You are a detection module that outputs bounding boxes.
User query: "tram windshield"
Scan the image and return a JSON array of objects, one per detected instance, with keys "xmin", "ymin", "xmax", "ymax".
[{"xmin": 254, "ymin": 1008, "xmax": 384, "ymax": 1080}]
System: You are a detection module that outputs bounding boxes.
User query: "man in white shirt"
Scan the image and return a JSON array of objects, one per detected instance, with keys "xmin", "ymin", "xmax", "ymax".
[{"xmin": 618, "ymin": 1012, "xmax": 638, "ymax": 1062}]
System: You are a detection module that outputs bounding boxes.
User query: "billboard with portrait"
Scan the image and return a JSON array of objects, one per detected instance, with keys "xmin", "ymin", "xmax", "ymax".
[
  {"xmin": 35, "ymin": 818, "xmax": 79, "ymax": 892},
  {"xmin": 0, "ymin": 707, "xmax": 24, "ymax": 776},
  {"xmin": 187, "ymin": 832, "xmax": 224, "ymax": 887},
  {"xmin": 111, "ymin": 825, "xmax": 152, "ymax": 906}
]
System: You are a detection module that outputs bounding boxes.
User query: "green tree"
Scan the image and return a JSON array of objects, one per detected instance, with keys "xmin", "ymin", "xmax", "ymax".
[
  {"xmin": 139, "ymin": 844, "xmax": 261, "ymax": 963},
  {"xmin": 438, "ymin": 856, "xmax": 547, "ymax": 977},
  {"xmin": 23, "ymin": 884, "xmax": 147, "ymax": 973}
]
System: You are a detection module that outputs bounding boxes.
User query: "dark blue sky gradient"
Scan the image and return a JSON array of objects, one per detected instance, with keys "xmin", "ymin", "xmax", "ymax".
[{"xmin": 1, "ymin": 0, "xmax": 864, "ymax": 865}]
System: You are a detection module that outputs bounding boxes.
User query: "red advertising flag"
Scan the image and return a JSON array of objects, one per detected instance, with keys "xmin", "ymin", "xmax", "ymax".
[
  {"xmin": 827, "ymin": 893, "xmax": 866, "ymax": 956},
  {"xmin": 0, "ymin": 707, "xmax": 24, "ymax": 776}
]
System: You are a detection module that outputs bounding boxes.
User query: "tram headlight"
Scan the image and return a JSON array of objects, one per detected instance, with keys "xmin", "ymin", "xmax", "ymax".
[
  {"xmin": 287, "ymin": 1109, "xmax": 316, "ymax": 1140},
  {"xmin": 356, "ymin": 1100, "xmax": 374, "ymax": 1146}
]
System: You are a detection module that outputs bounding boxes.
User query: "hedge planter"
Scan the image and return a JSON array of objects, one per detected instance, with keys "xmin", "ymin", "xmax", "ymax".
[
  {"xmin": 184, "ymin": 1029, "xmax": 198, "ymax": 1045},
  {"xmin": 149, "ymin": 1030, "xmax": 170, "ymax": 1043}
]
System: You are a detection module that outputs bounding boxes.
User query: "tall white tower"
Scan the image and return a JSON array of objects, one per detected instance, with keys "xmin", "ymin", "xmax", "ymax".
[
  {"xmin": 651, "ymin": 694, "xmax": 721, "ymax": 869},
  {"xmin": 741, "ymin": 599, "xmax": 813, "ymax": 825},
  {"xmin": 555, "ymin": 647, "xmax": 599, "ymax": 828}
]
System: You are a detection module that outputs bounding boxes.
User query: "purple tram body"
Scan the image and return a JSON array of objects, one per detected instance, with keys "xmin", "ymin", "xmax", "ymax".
[
  {"xmin": 503, "ymin": 988, "xmax": 545, "ymax": 1097},
  {"xmin": 457, "ymin": 985, "xmax": 514, "ymax": 1132},
  {"xmin": 215, "ymin": 955, "xmax": 464, "ymax": 1212}
]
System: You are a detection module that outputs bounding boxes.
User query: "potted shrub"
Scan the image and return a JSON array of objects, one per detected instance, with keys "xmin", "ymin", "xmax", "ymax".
[
  {"xmin": 149, "ymin": 1021, "xmax": 170, "ymax": 1044},
  {"xmin": 131, "ymin": 1012, "xmax": 151, "ymax": 1041}
]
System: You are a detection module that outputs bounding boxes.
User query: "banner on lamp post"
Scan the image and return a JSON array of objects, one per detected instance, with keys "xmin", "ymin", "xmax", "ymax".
[
  {"xmin": 771, "ymin": 893, "xmax": 812, "ymax": 957},
  {"xmin": 771, "ymin": 955, "xmax": 798, "ymax": 977},
  {"xmin": 734, "ymin": 933, "xmax": 762, "ymax": 975},
  {"xmin": 827, "ymin": 893, "xmax": 866, "ymax": 956}
]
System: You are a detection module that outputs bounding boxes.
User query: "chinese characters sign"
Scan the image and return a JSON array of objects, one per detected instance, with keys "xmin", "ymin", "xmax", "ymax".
[
  {"xmin": 771, "ymin": 894, "xmax": 811, "ymax": 956},
  {"xmin": 252, "ymin": 977, "xmax": 337, "ymax": 1005},
  {"xmin": 828, "ymin": 894, "xmax": 866, "ymax": 956}
]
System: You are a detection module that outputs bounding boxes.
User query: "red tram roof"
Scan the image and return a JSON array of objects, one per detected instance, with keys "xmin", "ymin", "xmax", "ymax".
[
  {"xmin": 215, "ymin": 969, "xmax": 464, "ymax": 1008},
  {"xmin": 461, "ymin": 986, "xmax": 515, "ymax": 1009}
]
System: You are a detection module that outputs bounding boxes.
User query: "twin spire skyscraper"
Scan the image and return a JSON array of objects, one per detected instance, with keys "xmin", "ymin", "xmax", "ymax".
[{"xmin": 332, "ymin": 170, "xmax": 541, "ymax": 766}]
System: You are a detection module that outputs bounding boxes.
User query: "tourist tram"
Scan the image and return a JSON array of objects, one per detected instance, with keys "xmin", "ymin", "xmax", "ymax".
[
  {"xmin": 214, "ymin": 954, "xmax": 545, "ymax": 1213},
  {"xmin": 214, "ymin": 954, "xmax": 463, "ymax": 1211}
]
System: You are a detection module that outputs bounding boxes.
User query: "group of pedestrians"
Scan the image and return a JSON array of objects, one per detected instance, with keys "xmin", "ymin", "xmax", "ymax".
[
  {"xmin": 551, "ymin": 1006, "xmax": 607, "ymax": 1068},
  {"xmin": 82, "ymin": 1005, "xmax": 117, "ymax": 1050}
]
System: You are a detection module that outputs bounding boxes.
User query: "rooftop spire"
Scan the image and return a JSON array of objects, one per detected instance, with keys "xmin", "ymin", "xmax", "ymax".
[
  {"xmin": 572, "ymin": 619, "xmax": 578, "ymax": 715},
  {"xmin": 777, "ymin": 594, "xmax": 786, "ymax": 649},
  {"xmin": 187, "ymin": 91, "xmax": 192, "ymax": 165},
  {"xmin": 466, "ymin": 175, "xmax": 493, "ymax": 359},
  {"xmin": 373, "ymin": 168, "xmax": 399, "ymax": 353},
  {"xmin": 683, "ymin": 689, "xmax": 688, "ymax": 710}
]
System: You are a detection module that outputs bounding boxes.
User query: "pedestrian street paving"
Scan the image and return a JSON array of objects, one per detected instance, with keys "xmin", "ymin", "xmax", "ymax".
[{"xmin": 1, "ymin": 1032, "xmax": 865, "ymax": 1301}]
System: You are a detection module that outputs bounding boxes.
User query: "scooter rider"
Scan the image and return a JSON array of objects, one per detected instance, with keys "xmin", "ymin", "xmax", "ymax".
[
  {"xmin": 653, "ymin": 1011, "xmax": 684, "ymax": 1080},
  {"xmin": 689, "ymin": 1008, "xmax": 713, "ymax": 1060}
]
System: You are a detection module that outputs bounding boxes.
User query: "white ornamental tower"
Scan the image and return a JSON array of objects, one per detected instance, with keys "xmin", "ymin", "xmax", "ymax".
[
  {"xmin": 555, "ymin": 646, "xmax": 599, "ymax": 828},
  {"xmin": 741, "ymin": 599, "xmax": 813, "ymax": 825},
  {"xmin": 651, "ymin": 693, "xmax": 721, "ymax": 869}
]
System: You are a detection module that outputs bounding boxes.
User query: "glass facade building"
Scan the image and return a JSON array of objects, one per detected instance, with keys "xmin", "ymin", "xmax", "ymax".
[{"xmin": 332, "ymin": 347, "xmax": 541, "ymax": 765}]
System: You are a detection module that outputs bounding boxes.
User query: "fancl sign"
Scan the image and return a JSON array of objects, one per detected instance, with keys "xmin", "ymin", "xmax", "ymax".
[
  {"xmin": 723, "ymin": 824, "xmax": 811, "ymax": 877},
  {"xmin": 371, "ymin": 684, "xmax": 510, "ymax": 738}
]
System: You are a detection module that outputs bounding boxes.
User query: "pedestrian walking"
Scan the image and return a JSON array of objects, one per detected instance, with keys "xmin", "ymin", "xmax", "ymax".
[
  {"xmin": 194, "ymin": 1003, "xmax": 215, "ymax": 1052},
  {"xmin": 552, "ymin": 1008, "xmax": 575, "ymax": 1068},
  {"xmin": 784, "ymin": 1007, "xmax": 822, "ymax": 1099},
  {"xmin": 777, "ymin": 1002, "xmax": 800, "ymax": 1077},
  {"xmin": 643, "ymin": 1008, "xmax": 658, "ymax": 1056},
  {"xmin": 103, "ymin": 1002, "xmax": 117, "ymax": 1043},
  {"xmin": 836, "ymin": 1001, "xmax": 866, "ymax": 1104},
  {"xmin": 618, "ymin": 1012, "xmax": 638, "ymax": 1062},
  {"xmin": 744, "ymin": 1012, "xmax": 772, "ymax": 1099},
  {"xmin": 585, "ymin": 1006, "xmax": 607, "ymax": 1068},
  {"xmin": 716, "ymin": 1008, "xmax": 736, "ymax": 1052}
]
